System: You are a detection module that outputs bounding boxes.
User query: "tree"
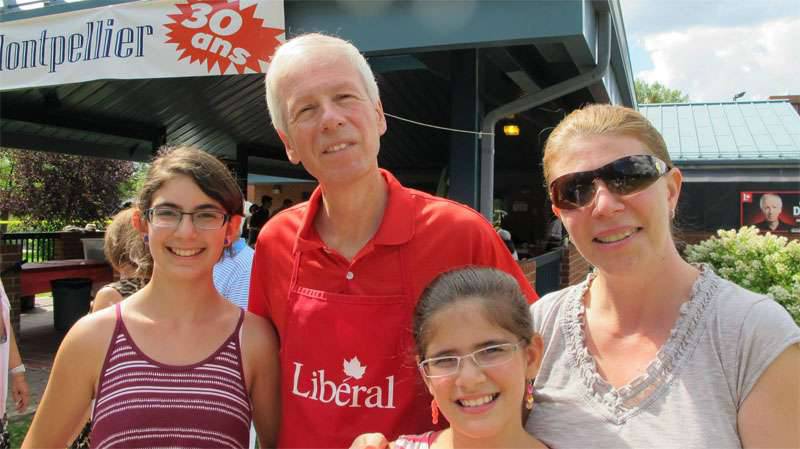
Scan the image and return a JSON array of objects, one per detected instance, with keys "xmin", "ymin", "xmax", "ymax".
[
  {"xmin": 0, "ymin": 148, "xmax": 136, "ymax": 231},
  {"xmin": 635, "ymin": 78, "xmax": 689, "ymax": 104}
]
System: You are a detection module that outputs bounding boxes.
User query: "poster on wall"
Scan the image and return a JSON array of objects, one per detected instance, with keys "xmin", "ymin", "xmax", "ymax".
[
  {"xmin": 0, "ymin": 0, "xmax": 285, "ymax": 91},
  {"xmin": 740, "ymin": 191, "xmax": 800, "ymax": 234}
]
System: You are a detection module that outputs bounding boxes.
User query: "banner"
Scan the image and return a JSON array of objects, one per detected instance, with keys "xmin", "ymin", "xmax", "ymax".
[
  {"xmin": 0, "ymin": 0, "xmax": 284, "ymax": 91},
  {"xmin": 740, "ymin": 191, "xmax": 800, "ymax": 234}
]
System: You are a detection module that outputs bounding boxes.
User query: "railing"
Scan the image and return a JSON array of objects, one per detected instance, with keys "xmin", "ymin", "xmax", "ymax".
[
  {"xmin": 1, "ymin": 232, "xmax": 58, "ymax": 263},
  {"xmin": 532, "ymin": 248, "xmax": 563, "ymax": 296}
]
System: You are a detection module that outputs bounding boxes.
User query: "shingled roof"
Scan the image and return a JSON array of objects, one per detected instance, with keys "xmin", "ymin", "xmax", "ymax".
[{"xmin": 639, "ymin": 100, "xmax": 800, "ymax": 164}]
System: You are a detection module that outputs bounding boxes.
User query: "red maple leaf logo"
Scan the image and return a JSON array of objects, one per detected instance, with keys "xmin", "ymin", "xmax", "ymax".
[{"xmin": 164, "ymin": 0, "xmax": 283, "ymax": 75}]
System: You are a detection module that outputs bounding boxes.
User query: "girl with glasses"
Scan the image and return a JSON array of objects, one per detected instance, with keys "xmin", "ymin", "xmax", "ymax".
[
  {"xmin": 353, "ymin": 266, "xmax": 547, "ymax": 449},
  {"xmin": 23, "ymin": 147, "xmax": 280, "ymax": 448},
  {"xmin": 529, "ymin": 104, "xmax": 799, "ymax": 448}
]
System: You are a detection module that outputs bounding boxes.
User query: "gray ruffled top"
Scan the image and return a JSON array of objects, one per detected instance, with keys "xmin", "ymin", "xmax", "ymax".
[{"xmin": 526, "ymin": 266, "xmax": 800, "ymax": 448}]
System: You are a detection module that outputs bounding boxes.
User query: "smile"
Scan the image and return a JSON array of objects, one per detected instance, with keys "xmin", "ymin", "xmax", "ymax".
[
  {"xmin": 323, "ymin": 143, "xmax": 348, "ymax": 154},
  {"xmin": 168, "ymin": 247, "xmax": 203, "ymax": 257},
  {"xmin": 594, "ymin": 228, "xmax": 640, "ymax": 244},
  {"xmin": 457, "ymin": 393, "xmax": 498, "ymax": 408}
]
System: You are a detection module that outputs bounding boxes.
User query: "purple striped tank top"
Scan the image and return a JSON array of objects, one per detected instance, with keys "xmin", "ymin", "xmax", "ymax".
[{"xmin": 90, "ymin": 304, "xmax": 251, "ymax": 449}]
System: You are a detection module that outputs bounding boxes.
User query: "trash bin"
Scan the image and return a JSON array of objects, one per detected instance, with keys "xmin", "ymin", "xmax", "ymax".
[{"xmin": 50, "ymin": 278, "xmax": 92, "ymax": 332}]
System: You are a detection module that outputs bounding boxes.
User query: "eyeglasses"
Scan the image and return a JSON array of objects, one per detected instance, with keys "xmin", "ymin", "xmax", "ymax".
[
  {"xmin": 549, "ymin": 154, "xmax": 670, "ymax": 210},
  {"xmin": 145, "ymin": 207, "xmax": 229, "ymax": 230},
  {"xmin": 418, "ymin": 342, "xmax": 521, "ymax": 378}
]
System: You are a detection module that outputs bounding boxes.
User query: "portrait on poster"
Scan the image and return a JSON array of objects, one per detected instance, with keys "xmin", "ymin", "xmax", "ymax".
[{"xmin": 740, "ymin": 191, "xmax": 799, "ymax": 234}]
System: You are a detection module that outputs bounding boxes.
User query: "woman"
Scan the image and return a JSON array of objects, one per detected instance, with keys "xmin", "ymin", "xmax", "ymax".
[
  {"xmin": 91, "ymin": 208, "xmax": 152, "ymax": 312},
  {"xmin": 351, "ymin": 104, "xmax": 800, "ymax": 449},
  {"xmin": 529, "ymin": 104, "xmax": 799, "ymax": 447},
  {"xmin": 372, "ymin": 267, "xmax": 545, "ymax": 449},
  {"xmin": 0, "ymin": 280, "xmax": 29, "ymax": 449},
  {"xmin": 23, "ymin": 147, "xmax": 280, "ymax": 448}
]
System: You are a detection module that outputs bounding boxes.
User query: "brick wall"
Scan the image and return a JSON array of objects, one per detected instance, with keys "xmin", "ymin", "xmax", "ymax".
[
  {"xmin": 0, "ymin": 243, "xmax": 23, "ymax": 335},
  {"xmin": 559, "ymin": 242, "xmax": 592, "ymax": 288},
  {"xmin": 517, "ymin": 259, "xmax": 536, "ymax": 292},
  {"xmin": 54, "ymin": 231, "xmax": 105, "ymax": 260}
]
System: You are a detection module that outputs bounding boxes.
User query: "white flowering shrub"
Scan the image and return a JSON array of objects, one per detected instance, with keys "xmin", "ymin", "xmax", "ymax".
[{"xmin": 685, "ymin": 226, "xmax": 800, "ymax": 325}]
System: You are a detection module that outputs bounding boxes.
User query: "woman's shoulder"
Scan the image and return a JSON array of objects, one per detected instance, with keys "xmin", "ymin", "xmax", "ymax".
[
  {"xmin": 703, "ymin": 270, "xmax": 798, "ymax": 334},
  {"xmin": 58, "ymin": 306, "xmax": 118, "ymax": 361},
  {"xmin": 241, "ymin": 311, "xmax": 279, "ymax": 353},
  {"xmin": 530, "ymin": 281, "xmax": 587, "ymax": 330}
]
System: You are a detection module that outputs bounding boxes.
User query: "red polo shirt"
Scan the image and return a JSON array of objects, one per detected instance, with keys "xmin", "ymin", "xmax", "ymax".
[{"xmin": 249, "ymin": 169, "xmax": 537, "ymax": 335}]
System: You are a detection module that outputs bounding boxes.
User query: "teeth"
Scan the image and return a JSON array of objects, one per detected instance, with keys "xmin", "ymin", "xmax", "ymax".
[
  {"xmin": 596, "ymin": 229, "xmax": 635, "ymax": 243},
  {"xmin": 460, "ymin": 394, "xmax": 495, "ymax": 408},
  {"xmin": 170, "ymin": 248, "xmax": 202, "ymax": 257},
  {"xmin": 325, "ymin": 143, "xmax": 347, "ymax": 154}
]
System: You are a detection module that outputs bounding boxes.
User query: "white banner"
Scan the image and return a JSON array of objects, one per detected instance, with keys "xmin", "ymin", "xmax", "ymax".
[{"xmin": 0, "ymin": 0, "xmax": 285, "ymax": 91}]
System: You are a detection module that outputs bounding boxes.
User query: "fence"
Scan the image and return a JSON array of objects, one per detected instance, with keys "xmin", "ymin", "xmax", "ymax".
[{"xmin": 1, "ymin": 232, "xmax": 58, "ymax": 263}]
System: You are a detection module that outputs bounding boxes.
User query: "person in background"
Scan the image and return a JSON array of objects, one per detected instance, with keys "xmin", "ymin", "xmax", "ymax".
[
  {"xmin": 756, "ymin": 193, "xmax": 789, "ymax": 232},
  {"xmin": 0, "ymin": 280, "xmax": 29, "ymax": 449},
  {"xmin": 23, "ymin": 147, "xmax": 280, "ymax": 448},
  {"xmin": 248, "ymin": 195, "xmax": 272, "ymax": 244},
  {"xmin": 91, "ymin": 208, "xmax": 152, "ymax": 312},
  {"xmin": 250, "ymin": 32, "xmax": 537, "ymax": 448},
  {"xmin": 274, "ymin": 198, "xmax": 295, "ymax": 215},
  {"xmin": 214, "ymin": 201, "xmax": 256, "ymax": 309}
]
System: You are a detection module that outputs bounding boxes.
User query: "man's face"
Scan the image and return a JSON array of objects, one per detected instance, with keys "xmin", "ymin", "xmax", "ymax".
[
  {"xmin": 276, "ymin": 54, "xmax": 387, "ymax": 187},
  {"xmin": 761, "ymin": 196, "xmax": 782, "ymax": 222}
]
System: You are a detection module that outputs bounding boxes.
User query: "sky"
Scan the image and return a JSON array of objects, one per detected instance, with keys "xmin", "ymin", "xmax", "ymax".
[{"xmin": 620, "ymin": 0, "xmax": 800, "ymax": 102}]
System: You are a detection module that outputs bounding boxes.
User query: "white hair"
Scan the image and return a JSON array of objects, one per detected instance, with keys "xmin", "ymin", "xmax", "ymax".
[
  {"xmin": 759, "ymin": 193, "xmax": 782, "ymax": 209},
  {"xmin": 264, "ymin": 33, "xmax": 380, "ymax": 133}
]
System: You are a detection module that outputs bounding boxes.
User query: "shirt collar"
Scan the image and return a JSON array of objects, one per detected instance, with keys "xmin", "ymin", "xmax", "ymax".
[
  {"xmin": 230, "ymin": 238, "xmax": 247, "ymax": 255},
  {"xmin": 292, "ymin": 169, "xmax": 415, "ymax": 254}
]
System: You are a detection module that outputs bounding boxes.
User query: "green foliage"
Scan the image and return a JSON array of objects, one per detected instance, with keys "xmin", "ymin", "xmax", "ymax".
[
  {"xmin": 0, "ymin": 149, "xmax": 136, "ymax": 231},
  {"xmin": 685, "ymin": 227, "xmax": 800, "ymax": 324},
  {"xmin": 634, "ymin": 78, "xmax": 689, "ymax": 104},
  {"xmin": 118, "ymin": 162, "xmax": 150, "ymax": 205},
  {"xmin": 8, "ymin": 414, "xmax": 32, "ymax": 448}
]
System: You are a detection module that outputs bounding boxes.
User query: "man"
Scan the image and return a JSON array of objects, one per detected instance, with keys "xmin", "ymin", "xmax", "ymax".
[
  {"xmin": 249, "ymin": 33, "xmax": 537, "ymax": 448},
  {"xmin": 757, "ymin": 193, "xmax": 789, "ymax": 232},
  {"xmin": 214, "ymin": 210, "xmax": 255, "ymax": 309},
  {"xmin": 248, "ymin": 195, "xmax": 272, "ymax": 244}
]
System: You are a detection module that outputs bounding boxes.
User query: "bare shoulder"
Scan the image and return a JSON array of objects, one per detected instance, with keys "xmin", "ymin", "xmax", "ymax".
[
  {"xmin": 92, "ymin": 287, "xmax": 124, "ymax": 312},
  {"xmin": 55, "ymin": 306, "xmax": 117, "ymax": 368},
  {"xmin": 241, "ymin": 311, "xmax": 279, "ymax": 351}
]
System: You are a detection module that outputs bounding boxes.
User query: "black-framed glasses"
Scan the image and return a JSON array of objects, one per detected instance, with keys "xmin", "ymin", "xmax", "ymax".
[
  {"xmin": 418, "ymin": 342, "xmax": 521, "ymax": 379},
  {"xmin": 144, "ymin": 207, "xmax": 229, "ymax": 230},
  {"xmin": 549, "ymin": 154, "xmax": 671, "ymax": 210}
]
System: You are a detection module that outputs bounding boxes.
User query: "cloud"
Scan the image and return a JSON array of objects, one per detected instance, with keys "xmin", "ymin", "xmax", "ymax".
[
  {"xmin": 621, "ymin": 0, "xmax": 798, "ymax": 36},
  {"xmin": 637, "ymin": 17, "xmax": 800, "ymax": 101}
]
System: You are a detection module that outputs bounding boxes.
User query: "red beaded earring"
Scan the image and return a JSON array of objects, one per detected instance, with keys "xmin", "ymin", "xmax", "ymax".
[{"xmin": 431, "ymin": 399, "xmax": 439, "ymax": 424}]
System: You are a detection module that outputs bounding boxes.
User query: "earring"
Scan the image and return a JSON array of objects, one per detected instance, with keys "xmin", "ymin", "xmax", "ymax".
[
  {"xmin": 430, "ymin": 398, "xmax": 439, "ymax": 425},
  {"xmin": 669, "ymin": 209, "xmax": 676, "ymax": 220},
  {"xmin": 525, "ymin": 379, "xmax": 535, "ymax": 410},
  {"xmin": 143, "ymin": 235, "xmax": 149, "ymax": 244},
  {"xmin": 224, "ymin": 237, "xmax": 229, "ymax": 246}
]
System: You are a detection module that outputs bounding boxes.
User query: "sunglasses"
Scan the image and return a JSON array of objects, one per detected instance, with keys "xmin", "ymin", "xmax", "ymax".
[{"xmin": 549, "ymin": 154, "xmax": 670, "ymax": 210}]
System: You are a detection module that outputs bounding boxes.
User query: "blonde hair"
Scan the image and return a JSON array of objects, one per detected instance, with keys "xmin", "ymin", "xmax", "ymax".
[
  {"xmin": 264, "ymin": 33, "xmax": 380, "ymax": 133},
  {"xmin": 104, "ymin": 208, "xmax": 152, "ymax": 280},
  {"xmin": 542, "ymin": 104, "xmax": 672, "ymax": 185}
]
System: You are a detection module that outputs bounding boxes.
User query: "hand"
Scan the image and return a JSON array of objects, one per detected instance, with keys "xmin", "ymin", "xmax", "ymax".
[
  {"xmin": 11, "ymin": 372, "xmax": 30, "ymax": 412},
  {"xmin": 349, "ymin": 433, "xmax": 389, "ymax": 449}
]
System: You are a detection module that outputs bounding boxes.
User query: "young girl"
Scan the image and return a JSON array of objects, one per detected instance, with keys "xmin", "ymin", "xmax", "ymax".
[
  {"xmin": 91, "ymin": 207, "xmax": 152, "ymax": 312},
  {"xmin": 23, "ymin": 147, "xmax": 280, "ymax": 448},
  {"xmin": 387, "ymin": 266, "xmax": 547, "ymax": 449}
]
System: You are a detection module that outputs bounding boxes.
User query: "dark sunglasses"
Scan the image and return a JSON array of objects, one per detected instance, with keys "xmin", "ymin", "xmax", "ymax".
[{"xmin": 549, "ymin": 154, "xmax": 670, "ymax": 210}]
